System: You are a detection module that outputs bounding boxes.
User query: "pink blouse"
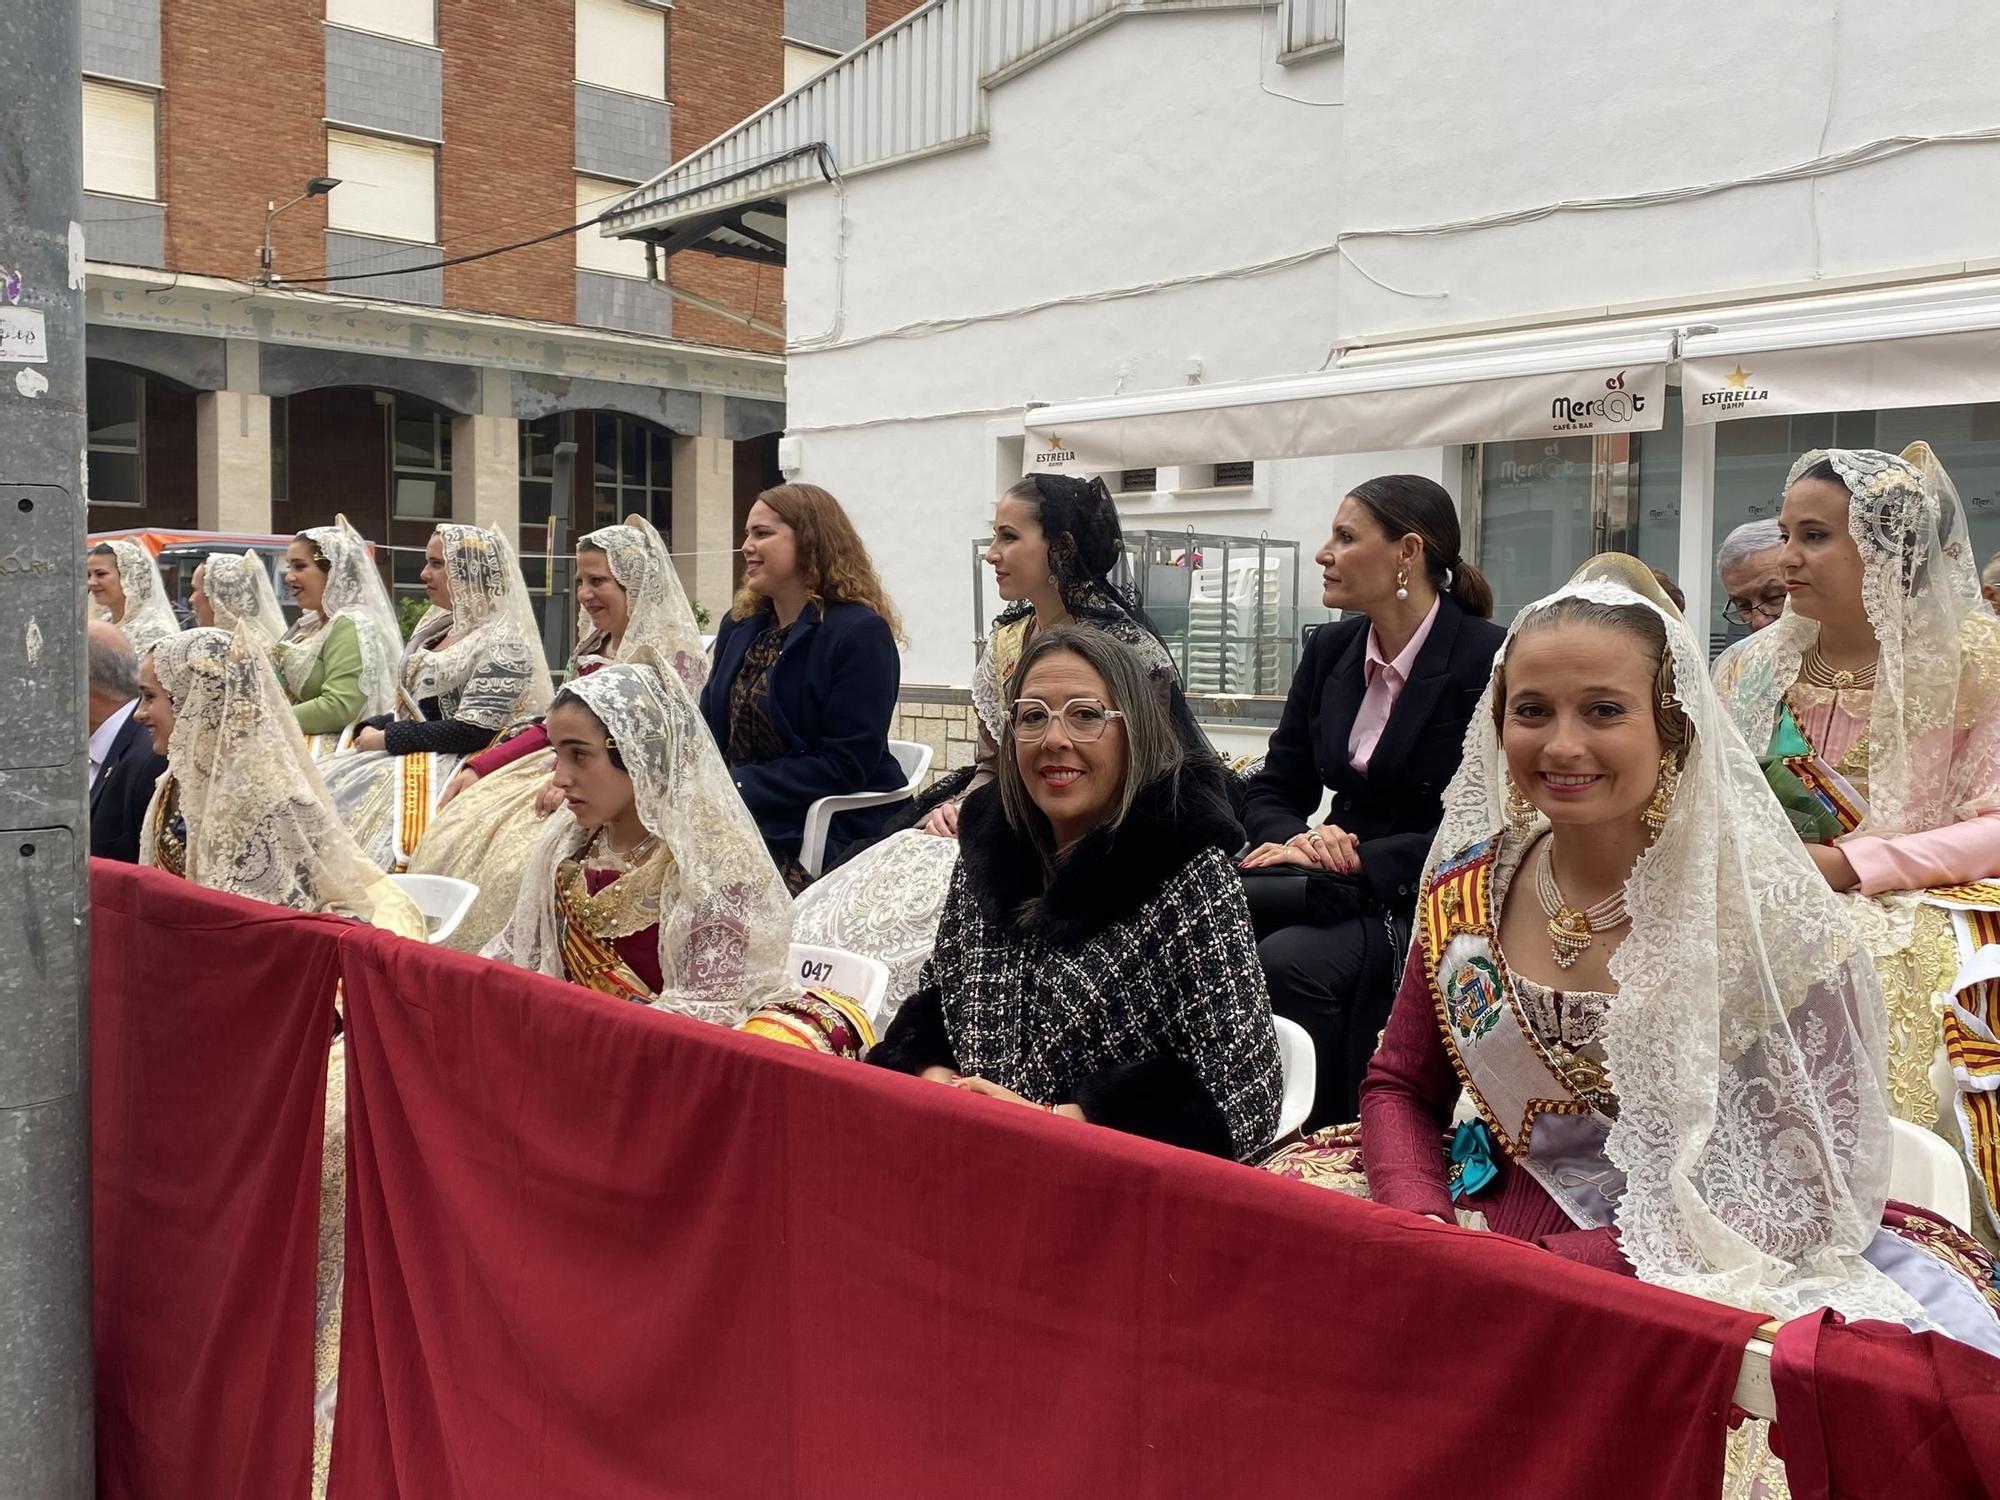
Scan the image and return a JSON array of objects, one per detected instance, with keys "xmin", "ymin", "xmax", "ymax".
[{"xmin": 1348, "ymin": 597, "xmax": 1440, "ymax": 775}]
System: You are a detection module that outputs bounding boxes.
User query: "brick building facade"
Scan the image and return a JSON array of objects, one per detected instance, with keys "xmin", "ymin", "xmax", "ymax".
[{"xmin": 79, "ymin": 0, "xmax": 916, "ymax": 619}]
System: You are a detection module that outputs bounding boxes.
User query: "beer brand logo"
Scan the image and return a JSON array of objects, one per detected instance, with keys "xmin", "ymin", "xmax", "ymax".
[
  {"xmin": 1550, "ymin": 369, "xmax": 1648, "ymax": 432},
  {"xmin": 1033, "ymin": 433, "xmax": 1078, "ymax": 467},
  {"xmin": 1699, "ymin": 364, "xmax": 1771, "ymax": 409}
]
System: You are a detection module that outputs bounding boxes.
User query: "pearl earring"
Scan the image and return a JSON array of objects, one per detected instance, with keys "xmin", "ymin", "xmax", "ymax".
[{"xmin": 1395, "ymin": 566, "xmax": 1410, "ymax": 602}]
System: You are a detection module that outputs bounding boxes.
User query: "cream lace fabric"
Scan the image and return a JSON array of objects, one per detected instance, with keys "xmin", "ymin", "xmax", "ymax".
[
  {"xmin": 103, "ymin": 538, "xmax": 183, "ymax": 659},
  {"xmin": 139, "ymin": 624, "xmax": 423, "ymax": 938},
  {"xmin": 202, "ymin": 551, "xmax": 288, "ymax": 644},
  {"xmin": 484, "ymin": 658, "xmax": 794, "ymax": 1025},
  {"xmin": 400, "ymin": 524, "xmax": 554, "ymax": 729},
  {"xmin": 1713, "ymin": 444, "xmax": 2000, "ymax": 842},
  {"xmin": 1427, "ymin": 554, "xmax": 1919, "ymax": 1324},
  {"xmin": 576, "ymin": 515, "xmax": 709, "ymax": 696},
  {"xmin": 790, "ymin": 828, "xmax": 964, "ymax": 1023},
  {"xmin": 280, "ymin": 515, "xmax": 404, "ymax": 719}
]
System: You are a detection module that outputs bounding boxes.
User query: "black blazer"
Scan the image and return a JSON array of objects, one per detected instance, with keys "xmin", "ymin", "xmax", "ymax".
[
  {"xmin": 89, "ymin": 710, "xmax": 168, "ymax": 865},
  {"xmin": 699, "ymin": 598, "xmax": 905, "ymax": 852},
  {"xmin": 1240, "ymin": 596, "xmax": 1505, "ymax": 911}
]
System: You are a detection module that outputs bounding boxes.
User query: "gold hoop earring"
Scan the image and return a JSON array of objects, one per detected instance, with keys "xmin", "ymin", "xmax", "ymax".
[
  {"xmin": 1643, "ymin": 752, "xmax": 1681, "ymax": 840},
  {"xmin": 1395, "ymin": 566, "xmax": 1410, "ymax": 602},
  {"xmin": 1505, "ymin": 776, "xmax": 1538, "ymax": 834}
]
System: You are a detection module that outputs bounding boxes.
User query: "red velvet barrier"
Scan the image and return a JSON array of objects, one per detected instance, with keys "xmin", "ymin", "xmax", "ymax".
[
  {"xmin": 331, "ymin": 925, "xmax": 1764, "ymax": 1500},
  {"xmin": 1772, "ymin": 1309, "xmax": 2000, "ymax": 1499},
  {"xmin": 91, "ymin": 861, "xmax": 345, "ymax": 1500}
]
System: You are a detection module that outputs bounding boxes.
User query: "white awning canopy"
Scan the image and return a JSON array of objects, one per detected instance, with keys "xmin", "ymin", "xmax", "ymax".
[
  {"xmin": 1682, "ymin": 280, "xmax": 2000, "ymax": 424},
  {"xmin": 1023, "ymin": 331, "xmax": 1673, "ymax": 470}
]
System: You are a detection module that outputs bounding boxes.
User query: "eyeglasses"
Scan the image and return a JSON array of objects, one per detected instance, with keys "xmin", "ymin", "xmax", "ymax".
[
  {"xmin": 1009, "ymin": 697, "xmax": 1126, "ymax": 743},
  {"xmin": 1722, "ymin": 589, "xmax": 1788, "ymax": 626}
]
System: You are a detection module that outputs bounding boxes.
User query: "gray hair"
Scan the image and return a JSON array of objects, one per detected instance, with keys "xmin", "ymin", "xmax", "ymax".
[
  {"xmin": 87, "ymin": 619, "xmax": 141, "ymax": 700},
  {"xmin": 996, "ymin": 624, "xmax": 1186, "ymax": 863},
  {"xmin": 1983, "ymin": 551, "xmax": 2000, "ymax": 589},
  {"xmin": 1717, "ymin": 518, "xmax": 1784, "ymax": 578}
]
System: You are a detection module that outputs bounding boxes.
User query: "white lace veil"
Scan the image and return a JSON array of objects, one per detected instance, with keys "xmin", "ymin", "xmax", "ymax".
[
  {"xmin": 283, "ymin": 514, "xmax": 404, "ymax": 719},
  {"xmin": 140, "ymin": 623, "xmax": 422, "ymax": 936},
  {"xmin": 202, "ymin": 551, "xmax": 288, "ymax": 644},
  {"xmin": 576, "ymin": 514, "xmax": 709, "ymax": 696},
  {"xmin": 1428, "ymin": 553, "xmax": 1919, "ymax": 1324},
  {"xmin": 485, "ymin": 656, "xmax": 794, "ymax": 1026},
  {"xmin": 404, "ymin": 523, "xmax": 555, "ymax": 725},
  {"xmin": 1714, "ymin": 444, "xmax": 2000, "ymax": 838},
  {"xmin": 100, "ymin": 538, "xmax": 182, "ymax": 658}
]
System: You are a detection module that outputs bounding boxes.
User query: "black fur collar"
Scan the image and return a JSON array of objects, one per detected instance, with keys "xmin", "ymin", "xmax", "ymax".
[{"xmin": 956, "ymin": 767, "xmax": 1242, "ymax": 948}]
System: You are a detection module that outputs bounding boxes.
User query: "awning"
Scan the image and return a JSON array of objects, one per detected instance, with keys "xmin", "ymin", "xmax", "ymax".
[
  {"xmin": 1682, "ymin": 280, "xmax": 2000, "ymax": 424},
  {"xmin": 1023, "ymin": 331, "xmax": 1673, "ymax": 470}
]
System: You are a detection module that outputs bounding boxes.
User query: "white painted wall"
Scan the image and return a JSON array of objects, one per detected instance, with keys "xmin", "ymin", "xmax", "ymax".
[
  {"xmin": 1337, "ymin": 0, "xmax": 2000, "ymax": 339},
  {"xmin": 780, "ymin": 7, "xmax": 1432, "ymax": 687}
]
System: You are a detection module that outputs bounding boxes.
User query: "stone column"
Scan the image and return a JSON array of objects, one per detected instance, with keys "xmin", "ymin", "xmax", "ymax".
[
  {"xmin": 454, "ymin": 369, "xmax": 519, "ymax": 541},
  {"xmin": 195, "ymin": 339, "xmax": 273, "ymax": 532},
  {"xmin": 670, "ymin": 392, "xmax": 738, "ymax": 623}
]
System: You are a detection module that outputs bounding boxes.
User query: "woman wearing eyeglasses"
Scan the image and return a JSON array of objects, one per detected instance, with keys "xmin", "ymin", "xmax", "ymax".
[{"xmin": 867, "ymin": 626, "xmax": 1283, "ymax": 1160}]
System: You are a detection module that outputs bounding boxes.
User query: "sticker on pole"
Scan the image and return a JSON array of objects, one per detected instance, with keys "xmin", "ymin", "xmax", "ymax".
[{"xmin": 0, "ymin": 307, "xmax": 48, "ymax": 364}]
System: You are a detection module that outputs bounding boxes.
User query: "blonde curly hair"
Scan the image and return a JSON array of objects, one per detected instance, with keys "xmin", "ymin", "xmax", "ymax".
[{"xmin": 731, "ymin": 483, "xmax": 903, "ymax": 640}]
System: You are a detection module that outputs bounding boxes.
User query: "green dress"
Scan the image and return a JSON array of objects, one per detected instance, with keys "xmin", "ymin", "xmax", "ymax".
[{"xmin": 287, "ymin": 615, "xmax": 368, "ymax": 737}]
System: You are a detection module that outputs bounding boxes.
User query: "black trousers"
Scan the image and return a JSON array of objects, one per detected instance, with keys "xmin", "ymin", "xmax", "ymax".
[{"xmin": 1258, "ymin": 914, "xmax": 1398, "ymax": 1131}]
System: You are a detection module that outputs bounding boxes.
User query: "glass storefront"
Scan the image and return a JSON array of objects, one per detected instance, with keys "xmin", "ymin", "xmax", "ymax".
[{"xmin": 1476, "ymin": 389, "xmax": 1684, "ymax": 624}]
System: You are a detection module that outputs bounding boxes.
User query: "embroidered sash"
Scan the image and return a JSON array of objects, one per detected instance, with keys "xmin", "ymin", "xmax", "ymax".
[
  {"xmin": 1420, "ymin": 838, "xmax": 1622, "ymax": 1230},
  {"xmin": 1937, "ymin": 898, "xmax": 2000, "ymax": 1235},
  {"xmin": 554, "ymin": 877, "xmax": 656, "ymax": 1001},
  {"xmin": 1766, "ymin": 704, "xmax": 1869, "ymax": 836},
  {"xmin": 386, "ymin": 753, "xmax": 437, "ymax": 873}
]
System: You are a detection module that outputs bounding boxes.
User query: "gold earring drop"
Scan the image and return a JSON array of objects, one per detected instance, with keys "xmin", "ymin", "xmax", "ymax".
[
  {"xmin": 1395, "ymin": 566, "xmax": 1410, "ymax": 602},
  {"xmin": 1643, "ymin": 752, "xmax": 1681, "ymax": 840},
  {"xmin": 1505, "ymin": 776, "xmax": 1538, "ymax": 834}
]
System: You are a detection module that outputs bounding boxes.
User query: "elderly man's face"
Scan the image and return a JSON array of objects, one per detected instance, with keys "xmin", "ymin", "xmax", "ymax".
[{"xmin": 1721, "ymin": 546, "xmax": 1788, "ymax": 632}]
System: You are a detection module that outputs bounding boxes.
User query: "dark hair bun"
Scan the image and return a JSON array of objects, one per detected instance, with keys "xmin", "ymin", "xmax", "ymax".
[{"xmin": 1032, "ymin": 474, "xmax": 1124, "ymax": 580}]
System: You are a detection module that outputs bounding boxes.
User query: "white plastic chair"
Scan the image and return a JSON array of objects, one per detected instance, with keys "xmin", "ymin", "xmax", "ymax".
[
  {"xmin": 1888, "ymin": 1116, "xmax": 1974, "ymax": 1232},
  {"xmin": 797, "ymin": 739, "xmax": 932, "ymax": 878},
  {"xmin": 789, "ymin": 942, "xmax": 891, "ymax": 1028},
  {"xmin": 386, "ymin": 873, "xmax": 479, "ymax": 946},
  {"xmin": 1272, "ymin": 1015, "xmax": 1317, "ymax": 1139}
]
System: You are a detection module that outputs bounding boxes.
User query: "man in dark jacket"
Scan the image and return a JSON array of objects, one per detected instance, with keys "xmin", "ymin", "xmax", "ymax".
[{"xmin": 87, "ymin": 619, "xmax": 167, "ymax": 864}]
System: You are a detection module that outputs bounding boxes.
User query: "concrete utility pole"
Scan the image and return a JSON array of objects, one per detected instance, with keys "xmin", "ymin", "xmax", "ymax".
[{"xmin": 0, "ymin": 0, "xmax": 97, "ymax": 1493}]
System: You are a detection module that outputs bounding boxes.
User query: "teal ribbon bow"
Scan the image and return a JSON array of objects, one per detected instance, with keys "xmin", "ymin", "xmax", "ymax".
[{"xmin": 1447, "ymin": 1119, "xmax": 1499, "ymax": 1201}]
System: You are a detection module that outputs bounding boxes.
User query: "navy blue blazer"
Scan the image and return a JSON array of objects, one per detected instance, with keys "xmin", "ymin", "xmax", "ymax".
[
  {"xmin": 1240, "ymin": 595, "xmax": 1505, "ymax": 911},
  {"xmin": 89, "ymin": 709, "xmax": 168, "ymax": 865},
  {"xmin": 700, "ymin": 599, "xmax": 906, "ymax": 852}
]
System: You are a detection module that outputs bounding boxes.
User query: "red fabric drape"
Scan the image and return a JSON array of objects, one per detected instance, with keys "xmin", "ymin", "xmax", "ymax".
[
  {"xmin": 1772, "ymin": 1309, "xmax": 2000, "ymax": 1499},
  {"xmin": 91, "ymin": 861, "xmax": 345, "ymax": 1500},
  {"xmin": 331, "ymin": 925, "xmax": 1762, "ymax": 1500}
]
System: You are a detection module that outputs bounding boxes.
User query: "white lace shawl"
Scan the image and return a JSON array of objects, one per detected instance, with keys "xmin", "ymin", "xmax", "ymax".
[
  {"xmin": 1713, "ymin": 444, "xmax": 2000, "ymax": 841},
  {"xmin": 575, "ymin": 515, "xmax": 709, "ymax": 696},
  {"xmin": 399, "ymin": 524, "xmax": 554, "ymax": 730},
  {"xmin": 139, "ymin": 623, "xmax": 421, "ymax": 936},
  {"xmin": 280, "ymin": 515, "xmax": 403, "ymax": 719},
  {"xmin": 202, "ymin": 551, "xmax": 288, "ymax": 644},
  {"xmin": 103, "ymin": 538, "xmax": 183, "ymax": 659},
  {"xmin": 1428, "ymin": 555, "xmax": 1920, "ymax": 1324},
  {"xmin": 483, "ymin": 658, "xmax": 794, "ymax": 1025}
]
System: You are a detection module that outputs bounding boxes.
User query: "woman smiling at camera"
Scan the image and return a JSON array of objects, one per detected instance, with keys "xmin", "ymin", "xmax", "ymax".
[{"xmin": 867, "ymin": 626, "xmax": 1282, "ymax": 1160}]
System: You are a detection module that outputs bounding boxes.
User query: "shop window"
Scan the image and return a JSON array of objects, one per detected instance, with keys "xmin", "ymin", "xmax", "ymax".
[
  {"xmin": 83, "ymin": 81, "xmax": 158, "ymax": 201},
  {"xmin": 518, "ymin": 413, "xmax": 571, "ymax": 590},
  {"xmin": 576, "ymin": 0, "xmax": 668, "ymax": 100},
  {"xmin": 326, "ymin": 0, "xmax": 436, "ymax": 44},
  {"xmin": 392, "ymin": 395, "xmax": 453, "ymax": 520},
  {"xmin": 327, "ymin": 130, "xmax": 438, "ymax": 243},
  {"xmin": 87, "ymin": 364, "xmax": 145, "ymax": 508},
  {"xmin": 592, "ymin": 413, "xmax": 673, "ymax": 535},
  {"xmin": 575, "ymin": 177, "xmax": 651, "ymax": 278},
  {"xmin": 1476, "ymin": 388, "xmax": 1683, "ymax": 627}
]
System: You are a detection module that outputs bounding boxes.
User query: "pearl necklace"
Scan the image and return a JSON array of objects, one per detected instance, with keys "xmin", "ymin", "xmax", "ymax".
[
  {"xmin": 1534, "ymin": 840, "xmax": 1629, "ymax": 970},
  {"xmin": 1801, "ymin": 646, "xmax": 1878, "ymax": 690}
]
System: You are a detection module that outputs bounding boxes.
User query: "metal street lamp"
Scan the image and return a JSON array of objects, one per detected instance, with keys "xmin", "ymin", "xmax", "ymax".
[{"xmin": 258, "ymin": 176, "xmax": 342, "ymax": 282}]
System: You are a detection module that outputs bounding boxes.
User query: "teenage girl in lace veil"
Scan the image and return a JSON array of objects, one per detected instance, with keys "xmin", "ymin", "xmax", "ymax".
[
  {"xmin": 1713, "ymin": 445, "xmax": 2000, "ymax": 1235},
  {"xmin": 276, "ymin": 515, "xmax": 405, "ymax": 752},
  {"xmin": 408, "ymin": 515, "xmax": 707, "ymax": 953},
  {"xmin": 1268, "ymin": 555, "xmax": 2000, "ymax": 1358},
  {"xmin": 191, "ymin": 551, "xmax": 288, "ymax": 642}
]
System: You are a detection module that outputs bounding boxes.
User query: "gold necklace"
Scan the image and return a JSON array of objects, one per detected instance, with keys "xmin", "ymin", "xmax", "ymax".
[
  {"xmin": 1534, "ymin": 840, "xmax": 1629, "ymax": 971},
  {"xmin": 1801, "ymin": 646, "xmax": 1878, "ymax": 690}
]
